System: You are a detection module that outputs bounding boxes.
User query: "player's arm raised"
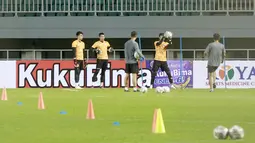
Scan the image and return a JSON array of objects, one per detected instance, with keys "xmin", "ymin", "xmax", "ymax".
[
  {"xmin": 164, "ymin": 37, "xmax": 173, "ymax": 49},
  {"xmin": 156, "ymin": 34, "xmax": 165, "ymax": 46}
]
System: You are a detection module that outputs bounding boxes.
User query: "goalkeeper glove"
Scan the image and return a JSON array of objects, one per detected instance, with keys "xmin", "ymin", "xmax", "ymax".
[
  {"xmin": 95, "ymin": 49, "xmax": 101, "ymax": 54},
  {"xmin": 166, "ymin": 37, "xmax": 172, "ymax": 43},
  {"xmin": 140, "ymin": 57, "xmax": 145, "ymax": 62},
  {"xmin": 108, "ymin": 47, "xmax": 114, "ymax": 52}
]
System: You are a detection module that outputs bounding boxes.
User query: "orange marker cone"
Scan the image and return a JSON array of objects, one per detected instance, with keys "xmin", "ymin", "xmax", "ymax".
[
  {"xmin": 38, "ymin": 92, "xmax": 45, "ymax": 110},
  {"xmin": 1, "ymin": 87, "xmax": 7, "ymax": 101},
  {"xmin": 86, "ymin": 99, "xmax": 95, "ymax": 119},
  {"xmin": 152, "ymin": 109, "xmax": 158, "ymax": 132}
]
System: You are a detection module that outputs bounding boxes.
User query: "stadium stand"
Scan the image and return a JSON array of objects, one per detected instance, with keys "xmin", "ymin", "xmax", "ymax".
[{"xmin": 0, "ymin": 0, "xmax": 254, "ymax": 17}]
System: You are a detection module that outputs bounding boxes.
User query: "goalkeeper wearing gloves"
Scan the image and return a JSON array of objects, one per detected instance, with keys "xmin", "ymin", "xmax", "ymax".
[
  {"xmin": 91, "ymin": 32, "xmax": 114, "ymax": 88},
  {"xmin": 72, "ymin": 31, "xmax": 86, "ymax": 89},
  {"xmin": 150, "ymin": 33, "xmax": 175, "ymax": 89}
]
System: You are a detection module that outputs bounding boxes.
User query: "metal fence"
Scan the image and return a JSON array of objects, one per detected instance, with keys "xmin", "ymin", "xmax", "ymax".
[
  {"xmin": 0, "ymin": 48, "xmax": 255, "ymax": 60},
  {"xmin": 0, "ymin": 0, "xmax": 255, "ymax": 16}
]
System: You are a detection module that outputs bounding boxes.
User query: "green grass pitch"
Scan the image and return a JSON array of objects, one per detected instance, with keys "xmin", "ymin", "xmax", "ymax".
[{"xmin": 0, "ymin": 88, "xmax": 255, "ymax": 143}]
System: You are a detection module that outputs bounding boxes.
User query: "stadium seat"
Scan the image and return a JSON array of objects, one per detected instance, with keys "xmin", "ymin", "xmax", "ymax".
[
  {"xmin": 4, "ymin": 13, "xmax": 14, "ymax": 17},
  {"xmin": 0, "ymin": 0, "xmax": 253, "ymax": 17},
  {"xmin": 108, "ymin": 12, "xmax": 120, "ymax": 16},
  {"xmin": 96, "ymin": 0, "xmax": 105, "ymax": 5},
  {"xmin": 105, "ymin": 1, "xmax": 120, "ymax": 16}
]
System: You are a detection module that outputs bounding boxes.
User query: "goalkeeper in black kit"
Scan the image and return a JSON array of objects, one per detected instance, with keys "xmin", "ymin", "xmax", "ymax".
[{"xmin": 150, "ymin": 32, "xmax": 176, "ymax": 89}]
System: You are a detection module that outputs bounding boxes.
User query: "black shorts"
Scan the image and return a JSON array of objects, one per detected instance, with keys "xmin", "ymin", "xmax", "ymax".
[
  {"xmin": 152, "ymin": 60, "xmax": 170, "ymax": 72},
  {"xmin": 125, "ymin": 63, "xmax": 138, "ymax": 74},
  {"xmin": 96, "ymin": 59, "xmax": 108, "ymax": 69},
  {"xmin": 207, "ymin": 65, "xmax": 218, "ymax": 73},
  {"xmin": 75, "ymin": 60, "xmax": 84, "ymax": 70}
]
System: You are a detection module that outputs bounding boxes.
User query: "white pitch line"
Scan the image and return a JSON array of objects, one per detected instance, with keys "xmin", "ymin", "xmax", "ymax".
[{"xmin": 62, "ymin": 89, "xmax": 79, "ymax": 92}]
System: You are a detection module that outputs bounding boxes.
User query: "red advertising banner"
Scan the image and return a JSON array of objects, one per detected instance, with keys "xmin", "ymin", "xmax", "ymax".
[{"xmin": 16, "ymin": 60, "xmax": 147, "ymax": 88}]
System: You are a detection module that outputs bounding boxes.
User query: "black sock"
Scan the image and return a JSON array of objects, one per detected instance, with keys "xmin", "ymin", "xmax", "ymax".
[
  {"xmin": 92, "ymin": 69, "xmax": 100, "ymax": 82},
  {"xmin": 166, "ymin": 71, "xmax": 173, "ymax": 84},
  {"xmin": 151, "ymin": 72, "xmax": 157, "ymax": 85}
]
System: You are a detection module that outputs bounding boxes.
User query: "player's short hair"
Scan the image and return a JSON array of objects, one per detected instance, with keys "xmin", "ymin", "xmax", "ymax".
[
  {"xmin": 159, "ymin": 33, "xmax": 164, "ymax": 37},
  {"xmin": 213, "ymin": 33, "xmax": 220, "ymax": 41},
  {"xmin": 76, "ymin": 31, "xmax": 83, "ymax": 36},
  {"xmin": 131, "ymin": 31, "xmax": 137, "ymax": 37},
  {"xmin": 99, "ymin": 32, "xmax": 104, "ymax": 37}
]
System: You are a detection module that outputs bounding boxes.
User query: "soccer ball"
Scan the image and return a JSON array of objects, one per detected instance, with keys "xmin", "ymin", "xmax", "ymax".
[
  {"xmin": 162, "ymin": 86, "xmax": 170, "ymax": 93},
  {"xmin": 164, "ymin": 31, "xmax": 173, "ymax": 39},
  {"xmin": 134, "ymin": 51, "xmax": 140, "ymax": 59},
  {"xmin": 229, "ymin": 125, "xmax": 244, "ymax": 140},
  {"xmin": 156, "ymin": 86, "xmax": 164, "ymax": 93},
  {"xmin": 140, "ymin": 86, "xmax": 148, "ymax": 93},
  {"xmin": 213, "ymin": 125, "xmax": 229, "ymax": 140}
]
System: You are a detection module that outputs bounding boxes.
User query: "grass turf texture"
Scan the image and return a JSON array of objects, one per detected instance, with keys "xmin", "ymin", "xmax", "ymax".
[{"xmin": 0, "ymin": 88, "xmax": 255, "ymax": 143}]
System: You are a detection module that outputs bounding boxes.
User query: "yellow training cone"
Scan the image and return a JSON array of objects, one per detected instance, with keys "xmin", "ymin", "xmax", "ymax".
[{"xmin": 152, "ymin": 108, "xmax": 166, "ymax": 133}]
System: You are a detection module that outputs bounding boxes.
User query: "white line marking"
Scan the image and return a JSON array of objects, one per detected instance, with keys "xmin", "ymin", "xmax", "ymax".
[{"xmin": 62, "ymin": 89, "xmax": 79, "ymax": 92}]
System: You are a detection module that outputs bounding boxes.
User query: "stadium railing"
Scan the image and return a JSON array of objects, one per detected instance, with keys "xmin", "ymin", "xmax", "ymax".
[
  {"xmin": 0, "ymin": 49, "xmax": 254, "ymax": 60},
  {"xmin": 0, "ymin": 0, "xmax": 254, "ymax": 16}
]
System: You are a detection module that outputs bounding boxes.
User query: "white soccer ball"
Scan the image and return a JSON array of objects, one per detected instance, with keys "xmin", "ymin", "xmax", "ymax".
[
  {"xmin": 134, "ymin": 51, "xmax": 140, "ymax": 59},
  {"xmin": 213, "ymin": 125, "xmax": 229, "ymax": 140},
  {"xmin": 162, "ymin": 86, "xmax": 170, "ymax": 93},
  {"xmin": 140, "ymin": 86, "xmax": 148, "ymax": 93},
  {"xmin": 155, "ymin": 86, "xmax": 164, "ymax": 93},
  {"xmin": 164, "ymin": 31, "xmax": 173, "ymax": 39},
  {"xmin": 229, "ymin": 125, "xmax": 244, "ymax": 140}
]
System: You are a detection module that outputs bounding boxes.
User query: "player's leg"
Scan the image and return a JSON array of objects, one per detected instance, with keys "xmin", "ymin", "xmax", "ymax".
[
  {"xmin": 132, "ymin": 73, "xmax": 137, "ymax": 92},
  {"xmin": 74, "ymin": 60, "xmax": 82, "ymax": 89},
  {"xmin": 74, "ymin": 66, "xmax": 80, "ymax": 87},
  {"xmin": 100, "ymin": 60, "xmax": 108, "ymax": 88},
  {"xmin": 161, "ymin": 61, "xmax": 175, "ymax": 89},
  {"xmin": 150, "ymin": 60, "xmax": 160, "ymax": 89},
  {"xmin": 213, "ymin": 66, "xmax": 218, "ymax": 88},
  {"xmin": 124, "ymin": 64, "xmax": 130, "ymax": 92},
  {"xmin": 92, "ymin": 59, "xmax": 102, "ymax": 86},
  {"xmin": 208, "ymin": 66, "xmax": 214, "ymax": 92},
  {"xmin": 131, "ymin": 63, "xmax": 139, "ymax": 92}
]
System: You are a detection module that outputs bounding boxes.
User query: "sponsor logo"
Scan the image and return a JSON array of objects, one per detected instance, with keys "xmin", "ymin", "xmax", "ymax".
[
  {"xmin": 16, "ymin": 61, "xmax": 151, "ymax": 88},
  {"xmin": 219, "ymin": 65, "xmax": 234, "ymax": 81},
  {"xmin": 205, "ymin": 63, "xmax": 255, "ymax": 87},
  {"xmin": 147, "ymin": 60, "xmax": 193, "ymax": 88}
]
